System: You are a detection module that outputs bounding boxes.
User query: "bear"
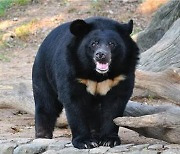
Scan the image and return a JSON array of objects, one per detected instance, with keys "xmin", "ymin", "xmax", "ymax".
[{"xmin": 32, "ymin": 17, "xmax": 139, "ymax": 149}]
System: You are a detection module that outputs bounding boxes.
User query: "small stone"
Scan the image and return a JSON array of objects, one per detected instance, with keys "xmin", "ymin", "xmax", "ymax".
[
  {"xmin": 162, "ymin": 149, "xmax": 180, "ymax": 154},
  {"xmin": 13, "ymin": 18, "xmax": 18, "ymax": 21},
  {"xmin": 89, "ymin": 146, "xmax": 110, "ymax": 153},
  {"xmin": 108, "ymin": 10, "xmax": 113, "ymax": 14},
  {"xmin": 0, "ymin": 143, "xmax": 16, "ymax": 154},
  {"xmin": 148, "ymin": 144, "xmax": 164, "ymax": 150}
]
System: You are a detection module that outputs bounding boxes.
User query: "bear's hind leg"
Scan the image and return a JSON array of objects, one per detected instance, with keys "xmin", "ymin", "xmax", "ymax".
[{"xmin": 33, "ymin": 81, "xmax": 63, "ymax": 139}]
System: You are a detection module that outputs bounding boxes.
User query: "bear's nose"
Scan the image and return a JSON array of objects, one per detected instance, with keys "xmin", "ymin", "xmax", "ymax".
[{"xmin": 95, "ymin": 52, "xmax": 106, "ymax": 60}]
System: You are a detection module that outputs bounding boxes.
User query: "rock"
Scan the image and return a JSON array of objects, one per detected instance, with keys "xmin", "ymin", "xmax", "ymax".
[
  {"xmin": 32, "ymin": 138, "xmax": 57, "ymax": 145},
  {"xmin": 48, "ymin": 139, "xmax": 70, "ymax": 150},
  {"xmin": 0, "ymin": 138, "xmax": 176, "ymax": 154},
  {"xmin": 13, "ymin": 144, "xmax": 47, "ymax": 154},
  {"xmin": 89, "ymin": 146, "xmax": 110, "ymax": 153},
  {"xmin": 0, "ymin": 143, "xmax": 16, "ymax": 154},
  {"xmin": 162, "ymin": 149, "xmax": 180, "ymax": 154}
]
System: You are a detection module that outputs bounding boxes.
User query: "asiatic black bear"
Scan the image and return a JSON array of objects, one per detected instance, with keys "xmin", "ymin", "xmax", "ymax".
[{"xmin": 32, "ymin": 17, "xmax": 139, "ymax": 149}]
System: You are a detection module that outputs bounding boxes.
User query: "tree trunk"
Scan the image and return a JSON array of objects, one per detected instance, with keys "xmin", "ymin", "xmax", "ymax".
[
  {"xmin": 136, "ymin": 0, "xmax": 180, "ymax": 52},
  {"xmin": 114, "ymin": 101, "xmax": 180, "ymax": 144}
]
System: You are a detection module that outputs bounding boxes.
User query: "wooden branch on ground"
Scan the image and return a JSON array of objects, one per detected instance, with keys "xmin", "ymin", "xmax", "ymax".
[{"xmin": 114, "ymin": 101, "xmax": 180, "ymax": 144}]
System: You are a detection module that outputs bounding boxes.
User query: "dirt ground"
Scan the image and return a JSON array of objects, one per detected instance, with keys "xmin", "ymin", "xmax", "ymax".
[{"xmin": 0, "ymin": 0, "xmax": 168, "ymax": 144}]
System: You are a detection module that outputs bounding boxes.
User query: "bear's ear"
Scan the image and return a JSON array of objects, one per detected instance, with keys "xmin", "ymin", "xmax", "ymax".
[
  {"xmin": 127, "ymin": 19, "xmax": 133, "ymax": 34},
  {"xmin": 120, "ymin": 19, "xmax": 133, "ymax": 35},
  {"xmin": 70, "ymin": 19, "xmax": 91, "ymax": 37}
]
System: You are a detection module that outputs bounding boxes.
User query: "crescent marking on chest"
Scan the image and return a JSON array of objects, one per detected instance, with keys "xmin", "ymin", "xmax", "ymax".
[{"xmin": 77, "ymin": 75, "xmax": 126, "ymax": 96}]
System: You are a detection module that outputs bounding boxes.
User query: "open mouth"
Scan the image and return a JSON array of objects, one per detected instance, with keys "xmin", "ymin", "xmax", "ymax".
[{"xmin": 95, "ymin": 61, "xmax": 109, "ymax": 74}]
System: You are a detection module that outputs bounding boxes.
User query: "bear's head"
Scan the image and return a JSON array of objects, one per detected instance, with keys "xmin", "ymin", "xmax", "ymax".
[{"xmin": 69, "ymin": 17, "xmax": 138, "ymax": 78}]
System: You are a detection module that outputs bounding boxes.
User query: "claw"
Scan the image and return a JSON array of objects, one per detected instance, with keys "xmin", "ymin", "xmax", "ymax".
[
  {"xmin": 84, "ymin": 144, "xmax": 88, "ymax": 149},
  {"xmin": 90, "ymin": 142, "xmax": 97, "ymax": 147}
]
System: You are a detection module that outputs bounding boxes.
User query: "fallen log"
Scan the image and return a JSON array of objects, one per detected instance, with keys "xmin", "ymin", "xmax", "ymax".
[
  {"xmin": 0, "ymin": 80, "xmax": 67, "ymax": 127},
  {"xmin": 114, "ymin": 101, "xmax": 180, "ymax": 144},
  {"xmin": 135, "ymin": 68, "xmax": 180, "ymax": 104}
]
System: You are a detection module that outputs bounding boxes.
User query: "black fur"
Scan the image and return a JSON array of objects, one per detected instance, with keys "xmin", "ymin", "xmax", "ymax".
[{"xmin": 32, "ymin": 17, "xmax": 139, "ymax": 149}]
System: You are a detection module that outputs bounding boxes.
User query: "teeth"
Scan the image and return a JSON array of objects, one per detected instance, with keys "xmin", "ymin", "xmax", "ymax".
[{"xmin": 96, "ymin": 68, "xmax": 109, "ymax": 74}]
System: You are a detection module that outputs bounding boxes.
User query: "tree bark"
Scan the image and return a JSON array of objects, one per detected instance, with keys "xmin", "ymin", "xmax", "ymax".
[{"xmin": 136, "ymin": 0, "xmax": 180, "ymax": 53}]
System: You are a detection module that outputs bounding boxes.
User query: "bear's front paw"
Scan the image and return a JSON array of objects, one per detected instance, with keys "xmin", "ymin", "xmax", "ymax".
[
  {"xmin": 72, "ymin": 138, "xmax": 99, "ymax": 149},
  {"xmin": 99, "ymin": 136, "xmax": 121, "ymax": 147}
]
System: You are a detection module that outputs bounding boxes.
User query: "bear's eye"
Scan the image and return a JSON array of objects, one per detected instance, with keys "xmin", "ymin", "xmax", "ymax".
[
  {"xmin": 91, "ymin": 41, "xmax": 99, "ymax": 47},
  {"xmin": 108, "ymin": 41, "xmax": 116, "ymax": 48}
]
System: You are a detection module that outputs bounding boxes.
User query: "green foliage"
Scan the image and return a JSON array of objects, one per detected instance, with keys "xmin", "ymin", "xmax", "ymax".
[
  {"xmin": 0, "ymin": 0, "xmax": 30, "ymax": 16},
  {"xmin": 15, "ymin": 0, "xmax": 30, "ymax": 5},
  {"xmin": 0, "ymin": 0, "xmax": 12, "ymax": 16}
]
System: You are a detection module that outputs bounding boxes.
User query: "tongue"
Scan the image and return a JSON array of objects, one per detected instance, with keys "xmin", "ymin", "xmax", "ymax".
[{"xmin": 96, "ymin": 62, "xmax": 109, "ymax": 70}]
